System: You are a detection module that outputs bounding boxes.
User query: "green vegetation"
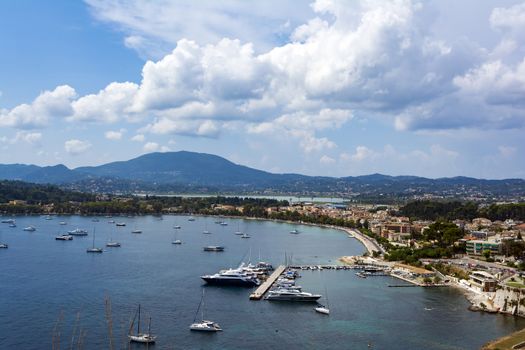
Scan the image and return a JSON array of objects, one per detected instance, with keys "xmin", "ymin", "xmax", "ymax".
[
  {"xmin": 432, "ymin": 262, "xmax": 470, "ymax": 280},
  {"xmin": 399, "ymin": 200, "xmax": 525, "ymax": 221}
]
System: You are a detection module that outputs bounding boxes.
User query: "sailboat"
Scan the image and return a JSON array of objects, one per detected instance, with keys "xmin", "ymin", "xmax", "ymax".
[
  {"xmin": 131, "ymin": 226, "xmax": 142, "ymax": 234},
  {"xmin": 0, "ymin": 231, "xmax": 8, "ymax": 249},
  {"xmin": 106, "ymin": 229, "xmax": 121, "ymax": 247},
  {"xmin": 190, "ymin": 289, "xmax": 222, "ymax": 332},
  {"xmin": 86, "ymin": 228, "xmax": 103, "ymax": 253},
  {"xmin": 172, "ymin": 228, "xmax": 182, "ymax": 244},
  {"xmin": 314, "ymin": 286, "xmax": 330, "ymax": 315},
  {"xmin": 234, "ymin": 222, "xmax": 243, "ymax": 235},
  {"xmin": 128, "ymin": 304, "xmax": 156, "ymax": 344}
]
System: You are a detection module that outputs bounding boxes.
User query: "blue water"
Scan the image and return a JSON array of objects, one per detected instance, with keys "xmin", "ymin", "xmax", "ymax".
[{"xmin": 0, "ymin": 215, "xmax": 523, "ymax": 349}]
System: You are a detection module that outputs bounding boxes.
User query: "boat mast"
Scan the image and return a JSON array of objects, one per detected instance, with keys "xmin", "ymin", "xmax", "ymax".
[
  {"xmin": 137, "ymin": 304, "xmax": 141, "ymax": 335},
  {"xmin": 193, "ymin": 291, "xmax": 203, "ymax": 323},
  {"xmin": 92, "ymin": 227, "xmax": 96, "ymax": 248}
]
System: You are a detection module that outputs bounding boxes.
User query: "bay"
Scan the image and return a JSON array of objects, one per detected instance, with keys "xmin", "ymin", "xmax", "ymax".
[{"xmin": 0, "ymin": 215, "xmax": 523, "ymax": 349}]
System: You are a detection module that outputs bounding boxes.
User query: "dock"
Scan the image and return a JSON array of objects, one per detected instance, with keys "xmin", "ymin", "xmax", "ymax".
[{"xmin": 250, "ymin": 265, "xmax": 286, "ymax": 300}]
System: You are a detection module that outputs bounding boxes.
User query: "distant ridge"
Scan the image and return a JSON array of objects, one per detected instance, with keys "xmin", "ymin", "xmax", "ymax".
[{"xmin": 0, "ymin": 151, "xmax": 523, "ymax": 198}]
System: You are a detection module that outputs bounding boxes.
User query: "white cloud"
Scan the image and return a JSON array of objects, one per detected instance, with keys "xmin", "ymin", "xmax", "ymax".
[
  {"xmin": 131, "ymin": 134, "xmax": 145, "ymax": 142},
  {"xmin": 490, "ymin": 3, "xmax": 525, "ymax": 32},
  {"xmin": 350, "ymin": 146, "xmax": 377, "ymax": 162},
  {"xmin": 0, "ymin": 85, "xmax": 76, "ymax": 129},
  {"xmin": 85, "ymin": 0, "xmax": 313, "ymax": 57},
  {"xmin": 105, "ymin": 129, "xmax": 125, "ymax": 140},
  {"xmin": 64, "ymin": 139, "xmax": 92, "ymax": 155},
  {"xmin": 143, "ymin": 142, "xmax": 159, "ymax": 152},
  {"xmin": 13, "ymin": 131, "xmax": 42, "ymax": 145},
  {"xmin": 319, "ymin": 155, "xmax": 335, "ymax": 165},
  {"xmin": 71, "ymin": 82, "xmax": 138, "ymax": 123}
]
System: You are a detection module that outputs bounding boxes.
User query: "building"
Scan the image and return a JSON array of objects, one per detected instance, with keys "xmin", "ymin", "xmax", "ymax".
[
  {"xmin": 465, "ymin": 240, "xmax": 502, "ymax": 255},
  {"xmin": 469, "ymin": 271, "xmax": 498, "ymax": 292}
]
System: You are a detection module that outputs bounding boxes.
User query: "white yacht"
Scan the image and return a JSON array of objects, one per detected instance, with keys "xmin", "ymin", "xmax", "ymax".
[
  {"xmin": 240, "ymin": 233, "xmax": 251, "ymax": 239},
  {"xmin": 314, "ymin": 305, "xmax": 330, "ymax": 315},
  {"xmin": 172, "ymin": 239, "xmax": 182, "ymax": 245},
  {"xmin": 68, "ymin": 228, "xmax": 88, "ymax": 236},
  {"xmin": 203, "ymin": 246, "xmax": 224, "ymax": 252},
  {"xmin": 106, "ymin": 241, "xmax": 121, "ymax": 247},
  {"xmin": 265, "ymin": 289, "xmax": 321, "ymax": 302},
  {"xmin": 201, "ymin": 264, "xmax": 260, "ymax": 287},
  {"xmin": 289, "ymin": 229, "xmax": 299, "ymax": 234},
  {"xmin": 23, "ymin": 226, "xmax": 36, "ymax": 232}
]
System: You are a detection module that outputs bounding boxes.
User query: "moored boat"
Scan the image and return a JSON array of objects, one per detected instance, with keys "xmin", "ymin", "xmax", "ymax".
[
  {"xmin": 55, "ymin": 234, "xmax": 73, "ymax": 241},
  {"xmin": 203, "ymin": 246, "xmax": 224, "ymax": 252}
]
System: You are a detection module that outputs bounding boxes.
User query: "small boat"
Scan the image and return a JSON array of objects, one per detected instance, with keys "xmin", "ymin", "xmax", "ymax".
[
  {"xmin": 131, "ymin": 229, "xmax": 142, "ymax": 234},
  {"xmin": 314, "ymin": 286, "xmax": 330, "ymax": 315},
  {"xmin": 188, "ymin": 217, "xmax": 195, "ymax": 222},
  {"xmin": 240, "ymin": 233, "xmax": 251, "ymax": 239},
  {"xmin": 220, "ymin": 222, "xmax": 228, "ymax": 226},
  {"xmin": 314, "ymin": 305, "xmax": 330, "ymax": 315},
  {"xmin": 44, "ymin": 215, "xmax": 53, "ymax": 220},
  {"xmin": 86, "ymin": 228, "xmax": 103, "ymax": 253},
  {"xmin": 1, "ymin": 219, "xmax": 15, "ymax": 224},
  {"xmin": 190, "ymin": 289, "xmax": 222, "ymax": 332},
  {"xmin": 355, "ymin": 272, "xmax": 367, "ymax": 278},
  {"xmin": 172, "ymin": 239, "xmax": 182, "ymax": 245},
  {"xmin": 9, "ymin": 223, "xmax": 16, "ymax": 228},
  {"xmin": 59, "ymin": 221, "xmax": 67, "ymax": 225},
  {"xmin": 106, "ymin": 230, "xmax": 121, "ymax": 247},
  {"xmin": 68, "ymin": 228, "xmax": 88, "ymax": 236},
  {"xmin": 0, "ymin": 243, "xmax": 8, "ymax": 249},
  {"xmin": 116, "ymin": 222, "xmax": 126, "ymax": 227},
  {"xmin": 55, "ymin": 234, "xmax": 73, "ymax": 241},
  {"xmin": 203, "ymin": 246, "xmax": 224, "ymax": 252},
  {"xmin": 23, "ymin": 226, "xmax": 36, "ymax": 232},
  {"xmin": 174, "ymin": 225, "xmax": 181, "ymax": 229},
  {"xmin": 108, "ymin": 220, "xmax": 115, "ymax": 224},
  {"xmin": 289, "ymin": 229, "xmax": 299, "ymax": 234},
  {"xmin": 128, "ymin": 304, "xmax": 156, "ymax": 344},
  {"xmin": 203, "ymin": 230, "xmax": 211, "ymax": 234}
]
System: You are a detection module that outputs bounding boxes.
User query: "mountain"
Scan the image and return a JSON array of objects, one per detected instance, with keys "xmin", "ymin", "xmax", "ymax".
[
  {"xmin": 75, "ymin": 151, "xmax": 299, "ymax": 186},
  {"xmin": 0, "ymin": 151, "xmax": 523, "ymax": 200}
]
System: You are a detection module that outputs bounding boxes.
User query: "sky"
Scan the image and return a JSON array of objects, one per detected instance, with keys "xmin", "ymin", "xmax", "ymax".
[{"xmin": 0, "ymin": 0, "xmax": 524, "ymax": 179}]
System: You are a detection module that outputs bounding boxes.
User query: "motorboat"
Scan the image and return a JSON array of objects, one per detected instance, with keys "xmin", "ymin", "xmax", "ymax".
[
  {"xmin": 289, "ymin": 229, "xmax": 299, "ymax": 234},
  {"xmin": 174, "ymin": 225, "xmax": 181, "ymax": 229},
  {"xmin": 59, "ymin": 221, "xmax": 67, "ymax": 225},
  {"xmin": 172, "ymin": 240, "xmax": 182, "ymax": 245},
  {"xmin": 55, "ymin": 234, "xmax": 73, "ymax": 241},
  {"xmin": 0, "ymin": 243, "xmax": 8, "ymax": 249},
  {"xmin": 106, "ymin": 241, "xmax": 121, "ymax": 247},
  {"xmin": 131, "ymin": 229, "xmax": 142, "ymax": 234},
  {"xmin": 203, "ymin": 246, "xmax": 224, "ymax": 252},
  {"xmin": 116, "ymin": 222, "xmax": 126, "ymax": 227},
  {"xmin": 9, "ymin": 223, "xmax": 16, "ymax": 228},
  {"xmin": 201, "ymin": 265, "xmax": 260, "ymax": 287},
  {"xmin": 188, "ymin": 217, "xmax": 195, "ymax": 221},
  {"xmin": 240, "ymin": 233, "xmax": 251, "ymax": 239},
  {"xmin": 1, "ymin": 219, "xmax": 15, "ymax": 224},
  {"xmin": 23, "ymin": 226, "xmax": 36, "ymax": 232},
  {"xmin": 68, "ymin": 228, "xmax": 88, "ymax": 236},
  {"xmin": 265, "ymin": 289, "xmax": 321, "ymax": 302}
]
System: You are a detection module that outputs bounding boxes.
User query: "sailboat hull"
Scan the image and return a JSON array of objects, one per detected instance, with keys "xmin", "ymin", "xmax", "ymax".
[{"xmin": 128, "ymin": 334, "xmax": 156, "ymax": 343}]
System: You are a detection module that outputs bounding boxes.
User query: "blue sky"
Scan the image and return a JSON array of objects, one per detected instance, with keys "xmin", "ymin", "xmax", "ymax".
[{"xmin": 0, "ymin": 0, "xmax": 524, "ymax": 179}]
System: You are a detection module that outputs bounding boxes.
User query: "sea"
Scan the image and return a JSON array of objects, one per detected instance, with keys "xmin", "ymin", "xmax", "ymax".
[{"xmin": 0, "ymin": 215, "xmax": 523, "ymax": 349}]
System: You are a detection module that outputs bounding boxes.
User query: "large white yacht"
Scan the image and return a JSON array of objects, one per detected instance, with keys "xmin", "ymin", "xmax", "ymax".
[{"xmin": 265, "ymin": 289, "xmax": 321, "ymax": 302}]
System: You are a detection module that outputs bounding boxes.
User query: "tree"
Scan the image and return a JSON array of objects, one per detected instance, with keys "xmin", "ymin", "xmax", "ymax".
[{"xmin": 483, "ymin": 249, "xmax": 491, "ymax": 260}]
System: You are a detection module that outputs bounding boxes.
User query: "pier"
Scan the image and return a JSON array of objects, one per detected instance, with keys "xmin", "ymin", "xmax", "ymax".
[{"xmin": 250, "ymin": 265, "xmax": 286, "ymax": 300}]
